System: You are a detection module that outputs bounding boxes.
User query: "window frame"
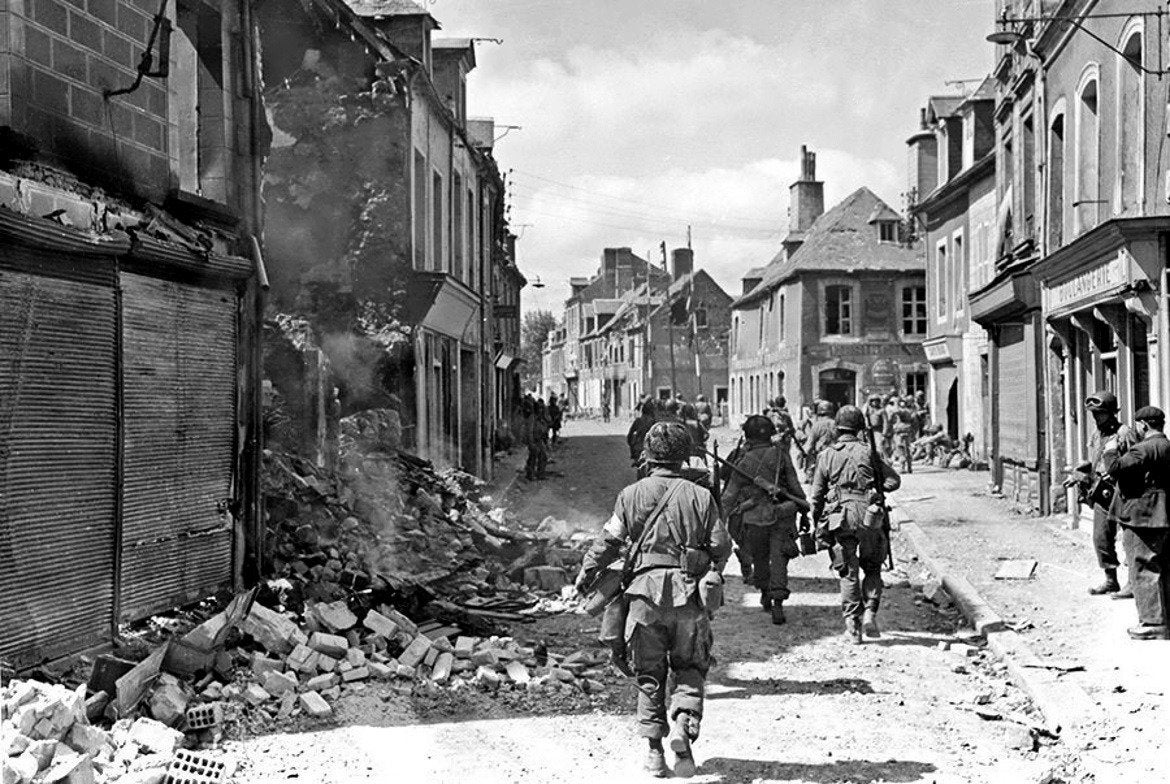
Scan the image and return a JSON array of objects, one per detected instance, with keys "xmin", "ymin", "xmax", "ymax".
[
  {"xmin": 822, "ymin": 281, "xmax": 859, "ymax": 339},
  {"xmin": 935, "ymin": 239, "xmax": 949, "ymax": 323},
  {"xmin": 900, "ymin": 284, "xmax": 928, "ymax": 337}
]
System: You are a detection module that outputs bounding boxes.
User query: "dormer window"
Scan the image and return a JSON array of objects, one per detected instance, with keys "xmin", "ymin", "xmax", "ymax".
[{"xmin": 877, "ymin": 221, "xmax": 898, "ymax": 243}]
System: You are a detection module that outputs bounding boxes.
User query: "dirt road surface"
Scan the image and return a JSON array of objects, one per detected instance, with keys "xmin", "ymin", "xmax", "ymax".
[{"xmin": 231, "ymin": 420, "xmax": 1072, "ymax": 783}]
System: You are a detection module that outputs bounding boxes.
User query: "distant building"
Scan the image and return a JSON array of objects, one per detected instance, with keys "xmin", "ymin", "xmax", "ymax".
[
  {"xmin": 730, "ymin": 147, "xmax": 927, "ymax": 421},
  {"xmin": 544, "ymin": 247, "xmax": 731, "ymax": 416},
  {"xmin": 908, "ymin": 82, "xmax": 996, "ymax": 459}
]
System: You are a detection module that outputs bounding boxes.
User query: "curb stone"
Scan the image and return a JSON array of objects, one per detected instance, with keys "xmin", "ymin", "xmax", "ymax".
[{"xmin": 898, "ymin": 521, "xmax": 1103, "ymax": 736}]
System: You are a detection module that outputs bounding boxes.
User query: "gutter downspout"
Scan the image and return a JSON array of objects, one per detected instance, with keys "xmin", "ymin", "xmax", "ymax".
[{"xmin": 1161, "ymin": 250, "xmax": 1169, "ymax": 410}]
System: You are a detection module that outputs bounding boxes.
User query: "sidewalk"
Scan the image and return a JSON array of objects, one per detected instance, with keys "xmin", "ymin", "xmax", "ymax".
[{"xmin": 896, "ymin": 467, "xmax": 1168, "ymax": 777}]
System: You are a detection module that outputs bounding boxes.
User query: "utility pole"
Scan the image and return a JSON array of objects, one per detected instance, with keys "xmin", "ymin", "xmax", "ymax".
[
  {"xmin": 643, "ymin": 248, "xmax": 652, "ymax": 401},
  {"xmin": 662, "ymin": 241, "xmax": 677, "ymax": 397}
]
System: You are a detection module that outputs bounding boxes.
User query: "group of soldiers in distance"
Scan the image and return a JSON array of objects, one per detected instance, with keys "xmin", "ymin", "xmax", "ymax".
[
  {"xmin": 516, "ymin": 392, "xmax": 566, "ymax": 481},
  {"xmin": 576, "ymin": 392, "xmax": 909, "ymax": 777}
]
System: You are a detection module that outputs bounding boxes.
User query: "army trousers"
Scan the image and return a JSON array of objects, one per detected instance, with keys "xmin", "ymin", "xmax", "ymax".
[
  {"xmin": 744, "ymin": 523, "xmax": 798, "ymax": 602},
  {"xmin": 1122, "ymin": 526, "xmax": 1170, "ymax": 627},
  {"xmin": 1092, "ymin": 503, "xmax": 1124, "ymax": 571},
  {"xmin": 831, "ymin": 528, "xmax": 887, "ymax": 620},
  {"xmin": 525, "ymin": 442, "xmax": 547, "ymax": 479},
  {"xmin": 626, "ymin": 595, "xmax": 712, "ymax": 739}
]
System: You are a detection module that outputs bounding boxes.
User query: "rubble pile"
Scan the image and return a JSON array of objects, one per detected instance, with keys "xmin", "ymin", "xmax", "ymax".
[
  {"xmin": 263, "ymin": 408, "xmax": 587, "ymax": 616},
  {"xmin": 1, "ymin": 679, "xmax": 234, "ymax": 784}
]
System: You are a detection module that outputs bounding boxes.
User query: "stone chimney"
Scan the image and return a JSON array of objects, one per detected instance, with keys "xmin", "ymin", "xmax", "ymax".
[
  {"xmin": 670, "ymin": 248, "xmax": 693, "ymax": 280},
  {"xmin": 788, "ymin": 145, "xmax": 824, "ymax": 234}
]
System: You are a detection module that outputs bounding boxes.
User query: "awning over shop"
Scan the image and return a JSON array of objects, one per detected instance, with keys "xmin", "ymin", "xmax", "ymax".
[{"xmin": 404, "ymin": 271, "xmax": 481, "ymax": 344}]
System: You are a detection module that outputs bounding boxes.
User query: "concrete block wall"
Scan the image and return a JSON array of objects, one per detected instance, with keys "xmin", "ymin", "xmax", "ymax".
[{"xmin": 3, "ymin": 0, "xmax": 171, "ymax": 199}]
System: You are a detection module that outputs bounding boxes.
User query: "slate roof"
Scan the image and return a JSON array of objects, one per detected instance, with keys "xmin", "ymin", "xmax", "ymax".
[
  {"xmin": 732, "ymin": 187, "xmax": 924, "ymax": 309},
  {"xmin": 926, "ymin": 95, "xmax": 964, "ymax": 122}
]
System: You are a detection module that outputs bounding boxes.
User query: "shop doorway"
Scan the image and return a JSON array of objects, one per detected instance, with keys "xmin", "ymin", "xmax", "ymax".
[
  {"xmin": 819, "ymin": 369, "xmax": 856, "ymax": 410},
  {"xmin": 946, "ymin": 379, "xmax": 959, "ymax": 439}
]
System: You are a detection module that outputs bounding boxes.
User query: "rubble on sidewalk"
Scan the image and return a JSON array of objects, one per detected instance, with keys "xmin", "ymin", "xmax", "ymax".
[{"xmin": 0, "ymin": 411, "xmax": 614, "ymax": 781}]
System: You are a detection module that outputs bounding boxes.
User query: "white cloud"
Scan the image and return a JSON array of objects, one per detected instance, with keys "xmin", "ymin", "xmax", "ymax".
[{"xmin": 515, "ymin": 149, "xmax": 903, "ymax": 316}]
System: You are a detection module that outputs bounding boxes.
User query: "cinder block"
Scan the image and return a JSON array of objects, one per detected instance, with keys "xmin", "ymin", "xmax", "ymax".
[
  {"xmin": 182, "ymin": 703, "xmax": 223, "ymax": 731},
  {"xmin": 164, "ymin": 748, "xmax": 236, "ymax": 784}
]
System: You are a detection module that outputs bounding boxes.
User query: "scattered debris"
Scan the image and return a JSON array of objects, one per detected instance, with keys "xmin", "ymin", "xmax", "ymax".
[{"xmin": 994, "ymin": 560, "xmax": 1038, "ymax": 581}]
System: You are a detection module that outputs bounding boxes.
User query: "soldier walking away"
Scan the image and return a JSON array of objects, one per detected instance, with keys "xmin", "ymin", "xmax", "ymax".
[
  {"xmin": 721, "ymin": 415, "xmax": 807, "ymax": 625},
  {"xmin": 810, "ymin": 405, "xmax": 901, "ymax": 644},
  {"xmin": 1103, "ymin": 406, "xmax": 1170, "ymax": 640},
  {"xmin": 681, "ymin": 403, "xmax": 709, "ymax": 466},
  {"xmin": 575, "ymin": 422, "xmax": 731, "ymax": 778},
  {"xmin": 865, "ymin": 394, "xmax": 888, "ymax": 456},
  {"xmin": 628, "ymin": 400, "xmax": 658, "ymax": 476},
  {"xmin": 522, "ymin": 395, "xmax": 549, "ymax": 481},
  {"xmin": 547, "ymin": 394, "xmax": 563, "ymax": 444},
  {"xmin": 694, "ymin": 394, "xmax": 713, "ymax": 430},
  {"xmin": 800, "ymin": 400, "xmax": 838, "ymax": 483},
  {"xmin": 1069, "ymin": 391, "xmax": 1139, "ymax": 597},
  {"xmin": 889, "ymin": 397, "xmax": 916, "ymax": 474},
  {"xmin": 601, "ymin": 385, "xmax": 612, "ymax": 422},
  {"xmin": 767, "ymin": 396, "xmax": 797, "ymax": 458}
]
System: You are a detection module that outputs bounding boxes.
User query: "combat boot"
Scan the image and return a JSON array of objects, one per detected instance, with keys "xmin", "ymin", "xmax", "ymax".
[
  {"xmin": 862, "ymin": 608, "xmax": 881, "ymax": 638},
  {"xmin": 760, "ymin": 594, "xmax": 772, "ymax": 612},
  {"xmin": 771, "ymin": 602, "xmax": 786, "ymax": 626},
  {"xmin": 643, "ymin": 747, "xmax": 669, "ymax": 778},
  {"xmin": 844, "ymin": 617, "xmax": 863, "ymax": 645}
]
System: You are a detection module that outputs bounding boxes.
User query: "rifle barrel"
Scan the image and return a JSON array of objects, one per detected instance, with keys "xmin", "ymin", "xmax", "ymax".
[{"xmin": 703, "ymin": 448, "xmax": 811, "ymax": 514}]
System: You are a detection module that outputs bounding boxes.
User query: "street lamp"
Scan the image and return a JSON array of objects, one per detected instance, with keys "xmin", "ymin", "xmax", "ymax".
[{"xmin": 986, "ymin": 7, "xmax": 1168, "ymax": 76}]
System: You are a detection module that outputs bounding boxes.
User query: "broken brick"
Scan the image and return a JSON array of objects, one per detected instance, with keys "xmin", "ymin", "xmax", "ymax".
[
  {"xmin": 298, "ymin": 692, "xmax": 332, "ymax": 719},
  {"xmin": 311, "ymin": 600, "xmax": 358, "ymax": 633},
  {"xmin": 397, "ymin": 636, "xmax": 432, "ymax": 668},
  {"xmin": 341, "ymin": 667, "xmax": 369, "ymax": 683},
  {"xmin": 262, "ymin": 671, "xmax": 299, "ymax": 697},
  {"xmin": 361, "ymin": 610, "xmax": 399, "ymax": 639},
  {"xmin": 307, "ymin": 632, "xmax": 348, "ymax": 658}
]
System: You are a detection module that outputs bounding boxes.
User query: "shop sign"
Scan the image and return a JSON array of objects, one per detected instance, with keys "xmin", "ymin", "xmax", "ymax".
[
  {"xmin": 869, "ymin": 357, "xmax": 898, "ymax": 389},
  {"xmin": 923, "ymin": 339, "xmax": 952, "ymax": 364},
  {"xmin": 1043, "ymin": 253, "xmax": 1127, "ymax": 313}
]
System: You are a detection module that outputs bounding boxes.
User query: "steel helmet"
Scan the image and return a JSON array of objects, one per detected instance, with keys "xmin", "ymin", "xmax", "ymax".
[
  {"xmin": 816, "ymin": 400, "xmax": 835, "ymax": 416},
  {"xmin": 835, "ymin": 405, "xmax": 865, "ymax": 432},
  {"xmin": 644, "ymin": 421, "xmax": 693, "ymax": 464},
  {"xmin": 742, "ymin": 414, "xmax": 777, "ymax": 441},
  {"xmin": 1085, "ymin": 391, "xmax": 1119, "ymax": 413}
]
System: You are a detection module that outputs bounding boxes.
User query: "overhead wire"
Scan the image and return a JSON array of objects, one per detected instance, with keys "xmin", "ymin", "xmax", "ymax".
[
  {"xmin": 512, "ymin": 203, "xmax": 783, "ymax": 238},
  {"xmin": 510, "ymin": 167, "xmax": 783, "ymax": 226},
  {"xmin": 509, "ymin": 181, "xmax": 780, "ymax": 230}
]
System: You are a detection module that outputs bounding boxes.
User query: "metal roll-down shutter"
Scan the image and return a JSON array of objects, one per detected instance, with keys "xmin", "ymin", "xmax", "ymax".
[
  {"xmin": 0, "ymin": 265, "xmax": 118, "ymax": 665},
  {"xmin": 118, "ymin": 274, "xmax": 238, "ymax": 620}
]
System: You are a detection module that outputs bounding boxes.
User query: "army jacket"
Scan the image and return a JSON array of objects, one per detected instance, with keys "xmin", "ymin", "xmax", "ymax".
[
  {"xmin": 810, "ymin": 434, "xmax": 901, "ymax": 526},
  {"xmin": 1104, "ymin": 432, "xmax": 1170, "ymax": 528},
  {"xmin": 804, "ymin": 416, "xmax": 838, "ymax": 454},
  {"xmin": 1089, "ymin": 421, "xmax": 1137, "ymax": 476},
  {"xmin": 722, "ymin": 441, "xmax": 805, "ymax": 526},
  {"xmin": 581, "ymin": 469, "xmax": 731, "ymax": 608}
]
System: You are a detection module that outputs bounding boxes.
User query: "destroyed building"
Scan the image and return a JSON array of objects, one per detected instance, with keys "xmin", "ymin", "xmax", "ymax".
[
  {"xmin": 0, "ymin": 0, "xmax": 266, "ymax": 666},
  {"xmin": 256, "ymin": 0, "xmax": 524, "ymax": 479}
]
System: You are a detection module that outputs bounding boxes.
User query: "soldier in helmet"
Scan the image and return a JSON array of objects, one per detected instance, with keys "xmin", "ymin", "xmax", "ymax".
[
  {"xmin": 722, "ymin": 414, "xmax": 807, "ymax": 624},
  {"xmin": 889, "ymin": 397, "xmax": 917, "ymax": 473},
  {"xmin": 799, "ymin": 400, "xmax": 838, "ymax": 483},
  {"xmin": 810, "ymin": 405, "xmax": 901, "ymax": 644},
  {"xmin": 576, "ymin": 421, "xmax": 731, "ymax": 778},
  {"xmin": 767, "ymin": 396, "xmax": 797, "ymax": 458},
  {"xmin": 865, "ymin": 394, "xmax": 887, "ymax": 456}
]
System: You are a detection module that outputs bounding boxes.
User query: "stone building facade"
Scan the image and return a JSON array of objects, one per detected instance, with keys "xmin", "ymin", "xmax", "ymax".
[{"xmin": 729, "ymin": 148, "xmax": 927, "ymax": 423}]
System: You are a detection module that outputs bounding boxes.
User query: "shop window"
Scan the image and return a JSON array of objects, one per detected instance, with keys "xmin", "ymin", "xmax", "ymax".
[
  {"xmin": 901, "ymin": 286, "xmax": 927, "ymax": 336},
  {"xmin": 824, "ymin": 284, "xmax": 854, "ymax": 336},
  {"xmin": 905, "ymin": 372, "xmax": 927, "ymax": 397},
  {"xmin": 1048, "ymin": 113, "xmax": 1066, "ymax": 248}
]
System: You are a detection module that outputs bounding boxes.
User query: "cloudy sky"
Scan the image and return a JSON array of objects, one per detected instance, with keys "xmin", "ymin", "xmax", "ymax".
[{"xmin": 431, "ymin": 0, "xmax": 995, "ymax": 316}]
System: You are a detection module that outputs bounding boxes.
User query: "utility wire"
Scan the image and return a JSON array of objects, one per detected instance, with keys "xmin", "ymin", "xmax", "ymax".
[
  {"xmin": 513, "ymin": 204, "xmax": 782, "ymax": 238},
  {"xmin": 511, "ymin": 167, "xmax": 784, "ymax": 225},
  {"xmin": 510, "ymin": 181, "xmax": 780, "ymax": 230}
]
